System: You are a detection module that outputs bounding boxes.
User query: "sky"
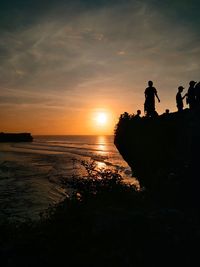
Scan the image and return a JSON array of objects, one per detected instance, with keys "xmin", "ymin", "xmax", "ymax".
[{"xmin": 0, "ymin": 0, "xmax": 200, "ymax": 134}]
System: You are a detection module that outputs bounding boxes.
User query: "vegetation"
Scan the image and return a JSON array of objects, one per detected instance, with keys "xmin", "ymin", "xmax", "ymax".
[{"xmin": 0, "ymin": 161, "xmax": 200, "ymax": 266}]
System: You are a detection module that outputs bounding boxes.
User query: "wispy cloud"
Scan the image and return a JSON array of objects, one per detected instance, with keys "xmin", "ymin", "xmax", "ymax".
[{"xmin": 0, "ymin": 0, "xmax": 200, "ymax": 132}]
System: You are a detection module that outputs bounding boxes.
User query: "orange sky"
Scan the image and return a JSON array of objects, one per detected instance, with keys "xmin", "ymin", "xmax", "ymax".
[
  {"xmin": 0, "ymin": 82, "xmax": 176, "ymax": 135},
  {"xmin": 0, "ymin": 93, "xmax": 179, "ymax": 135},
  {"xmin": 0, "ymin": 99, "xmax": 124, "ymax": 135},
  {"xmin": 0, "ymin": 0, "xmax": 199, "ymax": 135}
]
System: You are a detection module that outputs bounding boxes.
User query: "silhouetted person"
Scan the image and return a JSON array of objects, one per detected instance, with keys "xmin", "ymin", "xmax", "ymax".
[
  {"xmin": 134, "ymin": 109, "xmax": 141, "ymax": 118},
  {"xmin": 144, "ymin": 81, "xmax": 160, "ymax": 117},
  {"xmin": 176, "ymin": 86, "xmax": 186, "ymax": 112},
  {"xmin": 161, "ymin": 109, "xmax": 170, "ymax": 118},
  {"xmin": 186, "ymin": 81, "xmax": 196, "ymax": 109},
  {"xmin": 195, "ymin": 82, "xmax": 200, "ymax": 106}
]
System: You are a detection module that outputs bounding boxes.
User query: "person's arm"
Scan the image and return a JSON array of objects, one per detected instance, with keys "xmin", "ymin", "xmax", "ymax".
[
  {"xmin": 182, "ymin": 93, "xmax": 187, "ymax": 100},
  {"xmin": 155, "ymin": 92, "xmax": 160, "ymax": 102},
  {"xmin": 154, "ymin": 88, "xmax": 160, "ymax": 102}
]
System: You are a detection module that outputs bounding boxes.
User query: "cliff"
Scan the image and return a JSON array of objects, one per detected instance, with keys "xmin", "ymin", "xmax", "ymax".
[
  {"xmin": 0, "ymin": 132, "xmax": 33, "ymax": 142},
  {"xmin": 114, "ymin": 109, "xmax": 200, "ymax": 190}
]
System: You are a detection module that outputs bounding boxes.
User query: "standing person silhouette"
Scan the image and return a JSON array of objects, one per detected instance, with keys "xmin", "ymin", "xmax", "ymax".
[
  {"xmin": 144, "ymin": 81, "xmax": 160, "ymax": 117},
  {"xmin": 176, "ymin": 86, "xmax": 186, "ymax": 112},
  {"xmin": 186, "ymin": 81, "xmax": 196, "ymax": 109}
]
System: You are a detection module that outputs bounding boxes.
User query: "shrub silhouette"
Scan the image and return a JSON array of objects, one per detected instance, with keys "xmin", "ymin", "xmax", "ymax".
[{"xmin": 0, "ymin": 161, "xmax": 199, "ymax": 267}]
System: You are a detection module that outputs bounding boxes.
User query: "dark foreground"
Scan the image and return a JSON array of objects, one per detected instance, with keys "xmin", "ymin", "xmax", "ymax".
[{"xmin": 0, "ymin": 163, "xmax": 199, "ymax": 267}]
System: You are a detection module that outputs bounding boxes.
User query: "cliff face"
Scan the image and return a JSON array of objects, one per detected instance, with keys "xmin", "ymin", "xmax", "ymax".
[
  {"xmin": 0, "ymin": 133, "xmax": 33, "ymax": 142},
  {"xmin": 114, "ymin": 109, "xmax": 200, "ymax": 189}
]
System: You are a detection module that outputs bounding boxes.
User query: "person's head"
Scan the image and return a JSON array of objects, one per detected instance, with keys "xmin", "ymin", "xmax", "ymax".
[
  {"xmin": 137, "ymin": 110, "xmax": 141, "ymax": 116},
  {"xmin": 148, "ymin": 80, "xmax": 153, "ymax": 87},
  {"xmin": 189, "ymin": 81, "xmax": 196, "ymax": 86},
  {"xmin": 165, "ymin": 109, "xmax": 169, "ymax": 114},
  {"xmin": 178, "ymin": 86, "xmax": 184, "ymax": 92}
]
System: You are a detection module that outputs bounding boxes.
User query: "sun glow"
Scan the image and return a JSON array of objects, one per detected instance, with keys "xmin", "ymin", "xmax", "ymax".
[
  {"xmin": 90, "ymin": 108, "xmax": 115, "ymax": 134},
  {"xmin": 95, "ymin": 112, "xmax": 107, "ymax": 125}
]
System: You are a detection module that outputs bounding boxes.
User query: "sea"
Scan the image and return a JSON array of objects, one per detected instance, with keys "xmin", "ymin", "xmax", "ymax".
[{"xmin": 0, "ymin": 135, "xmax": 136, "ymax": 222}]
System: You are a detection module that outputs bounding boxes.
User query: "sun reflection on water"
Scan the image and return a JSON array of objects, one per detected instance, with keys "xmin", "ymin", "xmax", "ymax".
[
  {"xmin": 95, "ymin": 136, "xmax": 109, "ymax": 167},
  {"xmin": 97, "ymin": 136, "xmax": 107, "ymax": 151}
]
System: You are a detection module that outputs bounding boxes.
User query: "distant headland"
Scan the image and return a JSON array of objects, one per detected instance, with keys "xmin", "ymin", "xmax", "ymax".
[{"xmin": 0, "ymin": 132, "xmax": 33, "ymax": 142}]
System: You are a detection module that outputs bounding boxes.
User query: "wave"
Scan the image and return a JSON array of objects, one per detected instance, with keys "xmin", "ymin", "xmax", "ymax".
[
  {"xmin": 11, "ymin": 143, "xmax": 110, "ymax": 160},
  {"xmin": 11, "ymin": 136, "xmax": 132, "ymax": 178},
  {"xmin": 11, "ymin": 142, "xmax": 131, "ymax": 175},
  {"xmin": 31, "ymin": 141, "xmax": 114, "ymax": 153}
]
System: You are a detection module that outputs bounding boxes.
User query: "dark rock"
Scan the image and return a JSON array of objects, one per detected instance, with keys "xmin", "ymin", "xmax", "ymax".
[
  {"xmin": 114, "ymin": 109, "xmax": 200, "ymax": 190},
  {"xmin": 0, "ymin": 132, "xmax": 33, "ymax": 142}
]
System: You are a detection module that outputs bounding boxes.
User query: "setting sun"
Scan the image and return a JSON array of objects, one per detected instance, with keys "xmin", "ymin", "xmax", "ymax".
[
  {"xmin": 89, "ymin": 109, "xmax": 115, "ymax": 134},
  {"xmin": 96, "ymin": 113, "xmax": 107, "ymax": 125}
]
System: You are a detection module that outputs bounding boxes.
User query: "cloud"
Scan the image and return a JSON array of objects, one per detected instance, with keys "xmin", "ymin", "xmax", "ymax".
[{"xmin": 0, "ymin": 0, "xmax": 199, "ymax": 114}]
